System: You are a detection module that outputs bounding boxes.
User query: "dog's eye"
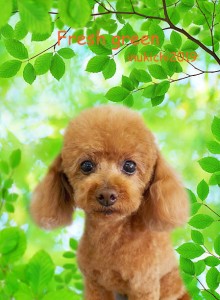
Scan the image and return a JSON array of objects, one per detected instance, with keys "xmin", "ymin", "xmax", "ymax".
[
  {"xmin": 80, "ymin": 160, "xmax": 95, "ymax": 174},
  {"xmin": 122, "ymin": 160, "xmax": 136, "ymax": 175}
]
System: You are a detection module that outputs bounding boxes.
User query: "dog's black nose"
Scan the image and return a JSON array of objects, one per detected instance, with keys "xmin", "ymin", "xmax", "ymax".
[{"xmin": 96, "ymin": 189, "xmax": 118, "ymax": 207}]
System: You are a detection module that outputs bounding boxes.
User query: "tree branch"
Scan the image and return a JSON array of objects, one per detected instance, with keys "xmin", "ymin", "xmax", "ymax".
[
  {"xmin": 211, "ymin": 0, "xmax": 217, "ymax": 51},
  {"xmin": 129, "ymin": 0, "xmax": 135, "ymax": 13},
  {"xmin": 91, "ymin": 10, "xmax": 165, "ymax": 21},
  {"xmin": 162, "ymin": 0, "xmax": 220, "ymax": 65},
  {"xmin": 196, "ymin": 277, "xmax": 219, "ymax": 300},
  {"xmin": 24, "ymin": 27, "xmax": 71, "ymax": 63}
]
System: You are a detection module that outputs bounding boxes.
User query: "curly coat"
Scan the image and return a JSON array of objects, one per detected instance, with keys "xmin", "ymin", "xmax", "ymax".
[{"xmin": 31, "ymin": 105, "xmax": 190, "ymax": 300}]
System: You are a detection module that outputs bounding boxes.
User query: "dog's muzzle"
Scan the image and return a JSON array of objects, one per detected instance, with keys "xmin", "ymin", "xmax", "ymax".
[{"xmin": 96, "ymin": 188, "xmax": 118, "ymax": 207}]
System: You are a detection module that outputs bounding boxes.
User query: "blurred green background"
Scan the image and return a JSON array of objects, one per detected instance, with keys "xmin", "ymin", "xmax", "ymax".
[{"xmin": 0, "ymin": 13, "xmax": 220, "ymax": 298}]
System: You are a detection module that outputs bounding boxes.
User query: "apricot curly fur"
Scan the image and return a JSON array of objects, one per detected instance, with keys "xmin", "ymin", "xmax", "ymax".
[{"xmin": 31, "ymin": 105, "xmax": 191, "ymax": 300}]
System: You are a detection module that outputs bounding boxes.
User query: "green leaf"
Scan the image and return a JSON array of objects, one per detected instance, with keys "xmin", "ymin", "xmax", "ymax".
[
  {"xmin": 143, "ymin": 84, "xmax": 156, "ymax": 98},
  {"xmin": 187, "ymin": 189, "xmax": 197, "ymax": 203},
  {"xmin": 63, "ymin": 263, "xmax": 77, "ymax": 270},
  {"xmin": 117, "ymin": 23, "xmax": 137, "ymax": 40},
  {"xmin": 0, "ymin": 160, "xmax": 10, "ymax": 174},
  {"xmin": 27, "ymin": 250, "xmax": 55, "ymax": 296},
  {"xmin": 148, "ymin": 22, "xmax": 165, "ymax": 47},
  {"xmin": 151, "ymin": 95, "xmax": 165, "ymax": 107},
  {"xmin": 189, "ymin": 26, "xmax": 200, "ymax": 35},
  {"xmin": 155, "ymin": 81, "xmax": 170, "ymax": 96},
  {"xmin": 181, "ymin": 40, "xmax": 199, "ymax": 51},
  {"xmin": 170, "ymin": 31, "xmax": 182, "ymax": 49},
  {"xmin": 206, "ymin": 267, "xmax": 219, "ymax": 290},
  {"xmin": 63, "ymin": 251, "xmax": 75, "ymax": 258},
  {"xmin": 50, "ymin": 54, "xmax": 65, "ymax": 80},
  {"xmin": 191, "ymin": 230, "xmax": 204, "ymax": 245},
  {"xmin": 198, "ymin": 157, "xmax": 220, "ymax": 173},
  {"xmin": 188, "ymin": 214, "xmax": 214, "ymax": 229},
  {"xmin": 6, "ymin": 193, "xmax": 19, "ymax": 202},
  {"xmin": 57, "ymin": 48, "xmax": 75, "ymax": 59},
  {"xmin": 211, "ymin": 116, "xmax": 220, "ymax": 141},
  {"xmin": 214, "ymin": 235, "xmax": 220, "ymax": 256},
  {"xmin": 86, "ymin": 55, "xmax": 110, "ymax": 73},
  {"xmin": 148, "ymin": 64, "xmax": 167, "ymax": 79},
  {"xmin": 69, "ymin": 238, "xmax": 78, "ymax": 250},
  {"xmin": 167, "ymin": 7, "xmax": 180, "ymax": 25},
  {"xmin": 1, "ymin": 24, "xmax": 14, "ymax": 39},
  {"xmin": 34, "ymin": 53, "xmax": 53, "ymax": 75},
  {"xmin": 14, "ymin": 282, "xmax": 33, "ymax": 300},
  {"xmin": 5, "ymin": 202, "xmax": 15, "ymax": 212},
  {"xmin": 209, "ymin": 171, "xmax": 220, "ymax": 185},
  {"xmin": 58, "ymin": 0, "xmax": 91, "ymax": 28},
  {"xmin": 1, "ymin": 227, "xmax": 26, "ymax": 263},
  {"xmin": 42, "ymin": 289, "xmax": 77, "ymax": 300},
  {"xmin": 207, "ymin": 141, "xmax": 220, "ymax": 154},
  {"xmin": 182, "ymin": 0, "xmax": 194, "ymax": 7},
  {"xmin": 3, "ymin": 178, "xmax": 13, "ymax": 189},
  {"xmin": 140, "ymin": 45, "xmax": 160, "ymax": 56},
  {"xmin": 31, "ymin": 22, "xmax": 54, "ymax": 42},
  {"xmin": 105, "ymin": 86, "xmax": 130, "ymax": 102},
  {"xmin": 4, "ymin": 39, "xmax": 28, "ymax": 60},
  {"xmin": 201, "ymin": 290, "xmax": 219, "ymax": 300},
  {"xmin": 0, "ymin": 60, "xmax": 22, "ymax": 78},
  {"xmin": 23, "ymin": 63, "xmax": 36, "ymax": 84},
  {"xmin": 194, "ymin": 260, "xmax": 206, "ymax": 276},
  {"xmin": 122, "ymin": 75, "xmax": 134, "ymax": 91},
  {"xmin": 124, "ymin": 45, "xmax": 138, "ymax": 62},
  {"xmin": 204, "ymin": 256, "xmax": 220, "ymax": 267},
  {"xmin": 116, "ymin": 0, "xmax": 133, "ymax": 12},
  {"xmin": 10, "ymin": 149, "xmax": 21, "ymax": 168},
  {"xmin": 102, "ymin": 59, "xmax": 116, "ymax": 79},
  {"xmin": 89, "ymin": 43, "xmax": 112, "ymax": 55},
  {"xmin": 177, "ymin": 242, "xmax": 205, "ymax": 259},
  {"xmin": 197, "ymin": 180, "xmax": 209, "ymax": 201},
  {"xmin": 0, "ymin": 0, "xmax": 12, "ymax": 29},
  {"xmin": 14, "ymin": 21, "xmax": 28, "ymax": 40},
  {"xmin": 191, "ymin": 202, "xmax": 202, "ymax": 214},
  {"xmin": 18, "ymin": 0, "xmax": 52, "ymax": 34},
  {"xmin": 131, "ymin": 68, "xmax": 152, "ymax": 83},
  {"xmin": 123, "ymin": 94, "xmax": 134, "ymax": 107},
  {"xmin": 180, "ymin": 256, "xmax": 195, "ymax": 275},
  {"xmin": 0, "ymin": 227, "xmax": 19, "ymax": 254}
]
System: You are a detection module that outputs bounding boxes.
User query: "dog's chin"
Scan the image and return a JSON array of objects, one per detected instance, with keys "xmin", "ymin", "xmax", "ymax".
[{"xmin": 94, "ymin": 208, "xmax": 121, "ymax": 216}]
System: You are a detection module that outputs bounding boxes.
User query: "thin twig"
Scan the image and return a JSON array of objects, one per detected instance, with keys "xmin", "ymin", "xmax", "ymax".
[
  {"xmin": 204, "ymin": 246, "xmax": 220, "ymax": 259},
  {"xmin": 94, "ymin": 0, "xmax": 111, "ymax": 12},
  {"xmin": 24, "ymin": 27, "xmax": 71, "ymax": 62},
  {"xmin": 91, "ymin": 10, "xmax": 165, "ymax": 21},
  {"xmin": 211, "ymin": 0, "xmax": 217, "ymax": 51},
  {"xmin": 196, "ymin": 0, "xmax": 211, "ymax": 30},
  {"xmin": 202, "ymin": 203, "xmax": 220, "ymax": 218},
  {"xmin": 129, "ymin": 0, "xmax": 135, "ymax": 13},
  {"xmin": 196, "ymin": 277, "xmax": 219, "ymax": 300},
  {"xmin": 106, "ymin": 0, "xmax": 115, "ymax": 11}
]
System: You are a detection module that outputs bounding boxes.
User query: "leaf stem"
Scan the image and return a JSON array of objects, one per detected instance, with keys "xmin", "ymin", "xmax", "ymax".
[{"xmin": 196, "ymin": 277, "xmax": 219, "ymax": 300}]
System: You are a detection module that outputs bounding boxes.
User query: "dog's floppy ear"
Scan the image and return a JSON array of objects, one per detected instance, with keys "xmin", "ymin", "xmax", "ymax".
[
  {"xmin": 30, "ymin": 154, "xmax": 74, "ymax": 229},
  {"xmin": 141, "ymin": 153, "xmax": 189, "ymax": 231}
]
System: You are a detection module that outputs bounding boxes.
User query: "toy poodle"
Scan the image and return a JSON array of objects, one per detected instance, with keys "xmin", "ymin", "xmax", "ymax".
[{"xmin": 31, "ymin": 105, "xmax": 190, "ymax": 300}]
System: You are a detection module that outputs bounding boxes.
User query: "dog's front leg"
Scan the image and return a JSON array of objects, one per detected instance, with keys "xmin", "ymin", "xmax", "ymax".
[{"xmin": 84, "ymin": 278, "xmax": 115, "ymax": 300}]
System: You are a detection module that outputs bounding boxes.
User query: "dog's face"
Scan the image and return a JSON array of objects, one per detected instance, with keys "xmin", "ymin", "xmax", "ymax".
[
  {"xmin": 31, "ymin": 105, "xmax": 189, "ymax": 230},
  {"xmin": 62, "ymin": 106, "xmax": 157, "ymax": 218}
]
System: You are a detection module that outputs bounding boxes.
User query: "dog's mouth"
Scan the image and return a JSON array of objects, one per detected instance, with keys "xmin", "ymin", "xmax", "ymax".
[{"xmin": 94, "ymin": 208, "xmax": 119, "ymax": 216}]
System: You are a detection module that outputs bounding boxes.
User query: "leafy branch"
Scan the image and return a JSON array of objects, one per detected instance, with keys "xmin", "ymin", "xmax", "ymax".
[{"xmin": 1, "ymin": 0, "xmax": 220, "ymax": 105}]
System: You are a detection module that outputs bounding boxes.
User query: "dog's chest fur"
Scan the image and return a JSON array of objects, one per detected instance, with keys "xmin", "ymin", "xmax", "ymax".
[{"xmin": 76, "ymin": 217, "xmax": 169, "ymax": 294}]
